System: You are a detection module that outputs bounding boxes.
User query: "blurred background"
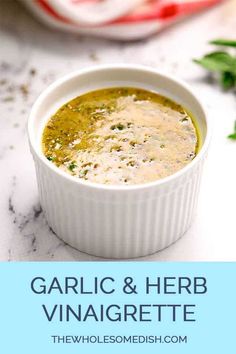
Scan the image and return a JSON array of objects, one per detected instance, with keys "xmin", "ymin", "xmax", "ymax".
[{"xmin": 0, "ymin": 0, "xmax": 236, "ymax": 261}]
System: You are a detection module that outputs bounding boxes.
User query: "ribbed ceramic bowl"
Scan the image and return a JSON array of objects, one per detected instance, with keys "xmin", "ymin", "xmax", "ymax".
[{"xmin": 28, "ymin": 65, "xmax": 210, "ymax": 259}]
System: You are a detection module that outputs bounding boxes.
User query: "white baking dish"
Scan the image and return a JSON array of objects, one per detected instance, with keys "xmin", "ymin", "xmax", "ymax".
[{"xmin": 28, "ymin": 65, "xmax": 210, "ymax": 258}]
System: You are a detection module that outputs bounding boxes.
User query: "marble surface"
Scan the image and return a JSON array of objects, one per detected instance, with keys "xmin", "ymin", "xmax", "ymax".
[{"xmin": 0, "ymin": 0, "xmax": 236, "ymax": 261}]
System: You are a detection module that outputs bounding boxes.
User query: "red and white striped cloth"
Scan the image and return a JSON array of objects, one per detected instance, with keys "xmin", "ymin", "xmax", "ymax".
[{"xmin": 20, "ymin": 0, "xmax": 224, "ymax": 40}]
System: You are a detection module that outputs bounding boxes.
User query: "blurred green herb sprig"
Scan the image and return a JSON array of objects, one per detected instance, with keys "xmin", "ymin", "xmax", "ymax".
[
  {"xmin": 194, "ymin": 39, "xmax": 236, "ymax": 140},
  {"xmin": 228, "ymin": 121, "xmax": 236, "ymax": 140},
  {"xmin": 193, "ymin": 39, "xmax": 236, "ymax": 90}
]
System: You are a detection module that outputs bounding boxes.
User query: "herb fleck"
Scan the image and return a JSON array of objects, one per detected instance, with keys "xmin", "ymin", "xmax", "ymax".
[
  {"xmin": 110, "ymin": 123, "xmax": 125, "ymax": 131},
  {"xmin": 68, "ymin": 161, "xmax": 77, "ymax": 171},
  {"xmin": 47, "ymin": 156, "xmax": 55, "ymax": 162}
]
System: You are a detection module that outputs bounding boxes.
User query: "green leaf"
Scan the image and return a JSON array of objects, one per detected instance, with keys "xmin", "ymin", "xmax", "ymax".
[
  {"xmin": 193, "ymin": 51, "xmax": 236, "ymax": 74},
  {"xmin": 210, "ymin": 39, "xmax": 236, "ymax": 48},
  {"xmin": 220, "ymin": 72, "xmax": 236, "ymax": 90},
  {"xmin": 228, "ymin": 133, "xmax": 236, "ymax": 140},
  {"xmin": 228, "ymin": 121, "xmax": 236, "ymax": 140}
]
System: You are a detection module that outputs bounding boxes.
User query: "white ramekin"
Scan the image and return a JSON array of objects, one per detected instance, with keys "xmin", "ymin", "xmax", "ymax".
[{"xmin": 28, "ymin": 64, "xmax": 210, "ymax": 259}]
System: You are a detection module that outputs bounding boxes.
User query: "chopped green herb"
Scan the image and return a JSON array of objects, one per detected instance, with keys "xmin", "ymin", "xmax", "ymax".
[
  {"xmin": 110, "ymin": 123, "xmax": 125, "ymax": 131},
  {"xmin": 110, "ymin": 145, "xmax": 122, "ymax": 152},
  {"xmin": 130, "ymin": 140, "xmax": 137, "ymax": 147},
  {"xmin": 187, "ymin": 152, "xmax": 195, "ymax": 159},
  {"xmin": 127, "ymin": 160, "xmax": 136, "ymax": 167},
  {"xmin": 47, "ymin": 156, "xmax": 55, "ymax": 161},
  {"xmin": 80, "ymin": 169, "xmax": 89, "ymax": 177},
  {"xmin": 180, "ymin": 117, "xmax": 189, "ymax": 123},
  {"xmin": 68, "ymin": 161, "xmax": 77, "ymax": 171}
]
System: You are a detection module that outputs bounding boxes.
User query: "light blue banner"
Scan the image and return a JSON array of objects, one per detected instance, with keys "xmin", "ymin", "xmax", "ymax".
[{"xmin": 0, "ymin": 262, "xmax": 235, "ymax": 353}]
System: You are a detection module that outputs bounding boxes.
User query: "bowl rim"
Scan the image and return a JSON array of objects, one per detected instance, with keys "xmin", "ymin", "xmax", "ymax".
[{"xmin": 28, "ymin": 63, "xmax": 211, "ymax": 191}]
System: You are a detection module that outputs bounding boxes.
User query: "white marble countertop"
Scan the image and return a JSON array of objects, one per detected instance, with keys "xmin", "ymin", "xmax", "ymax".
[{"xmin": 0, "ymin": 0, "xmax": 236, "ymax": 261}]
